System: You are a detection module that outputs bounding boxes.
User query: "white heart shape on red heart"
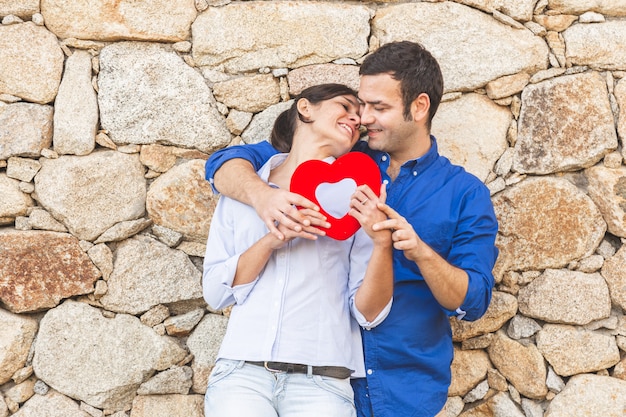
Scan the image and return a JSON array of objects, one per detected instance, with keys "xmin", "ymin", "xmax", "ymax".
[
  {"xmin": 290, "ymin": 152, "xmax": 381, "ymax": 240},
  {"xmin": 315, "ymin": 178, "xmax": 357, "ymax": 218}
]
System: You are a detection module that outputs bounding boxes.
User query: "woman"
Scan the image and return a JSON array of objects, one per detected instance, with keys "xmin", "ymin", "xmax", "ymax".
[{"xmin": 202, "ymin": 84, "xmax": 393, "ymax": 417}]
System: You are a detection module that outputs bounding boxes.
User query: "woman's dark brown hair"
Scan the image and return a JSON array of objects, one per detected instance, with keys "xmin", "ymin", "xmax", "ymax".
[{"xmin": 270, "ymin": 83, "xmax": 358, "ymax": 153}]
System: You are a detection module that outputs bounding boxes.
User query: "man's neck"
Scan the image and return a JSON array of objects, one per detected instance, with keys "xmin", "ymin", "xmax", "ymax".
[{"xmin": 387, "ymin": 134, "xmax": 432, "ymax": 181}]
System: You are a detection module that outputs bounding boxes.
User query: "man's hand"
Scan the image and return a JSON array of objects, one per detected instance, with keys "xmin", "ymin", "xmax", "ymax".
[
  {"xmin": 251, "ymin": 187, "xmax": 330, "ymax": 241},
  {"xmin": 372, "ymin": 202, "xmax": 422, "ymax": 260},
  {"xmin": 349, "ymin": 184, "xmax": 391, "ymax": 245}
]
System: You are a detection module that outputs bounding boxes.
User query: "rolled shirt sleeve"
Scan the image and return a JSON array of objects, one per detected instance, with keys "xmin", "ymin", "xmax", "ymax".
[
  {"xmin": 445, "ymin": 184, "xmax": 499, "ymax": 321},
  {"xmin": 204, "ymin": 141, "xmax": 278, "ymax": 194},
  {"xmin": 347, "ymin": 229, "xmax": 393, "ymax": 329}
]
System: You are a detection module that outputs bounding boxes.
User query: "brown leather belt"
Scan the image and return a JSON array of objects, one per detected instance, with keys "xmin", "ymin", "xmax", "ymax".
[{"xmin": 247, "ymin": 361, "xmax": 352, "ymax": 379}]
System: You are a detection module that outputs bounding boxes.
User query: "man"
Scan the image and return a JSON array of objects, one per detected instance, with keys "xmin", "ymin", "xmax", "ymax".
[{"xmin": 204, "ymin": 41, "xmax": 499, "ymax": 417}]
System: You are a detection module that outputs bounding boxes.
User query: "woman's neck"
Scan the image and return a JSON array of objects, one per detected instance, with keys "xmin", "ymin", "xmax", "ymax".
[{"xmin": 268, "ymin": 140, "xmax": 331, "ymax": 189}]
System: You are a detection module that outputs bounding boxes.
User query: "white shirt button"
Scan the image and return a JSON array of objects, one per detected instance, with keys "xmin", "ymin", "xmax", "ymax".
[
  {"xmin": 413, "ymin": 171, "xmax": 417, "ymax": 176},
  {"xmin": 382, "ymin": 155, "xmax": 388, "ymax": 161},
  {"xmin": 367, "ymin": 369, "xmax": 373, "ymax": 375},
  {"xmin": 383, "ymin": 179, "xmax": 389, "ymax": 185}
]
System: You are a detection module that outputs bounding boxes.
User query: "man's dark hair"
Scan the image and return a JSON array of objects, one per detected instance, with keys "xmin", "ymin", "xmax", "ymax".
[
  {"xmin": 360, "ymin": 41, "xmax": 444, "ymax": 128},
  {"xmin": 270, "ymin": 83, "xmax": 358, "ymax": 153}
]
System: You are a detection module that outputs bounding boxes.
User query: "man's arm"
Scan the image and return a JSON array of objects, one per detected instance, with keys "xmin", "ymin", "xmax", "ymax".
[
  {"xmin": 214, "ymin": 159, "xmax": 328, "ymax": 240},
  {"xmin": 373, "ymin": 203, "xmax": 469, "ymax": 310},
  {"xmin": 205, "ymin": 141, "xmax": 278, "ymax": 191},
  {"xmin": 372, "ymin": 184, "xmax": 498, "ymax": 318},
  {"xmin": 206, "ymin": 142, "xmax": 327, "ymax": 240}
]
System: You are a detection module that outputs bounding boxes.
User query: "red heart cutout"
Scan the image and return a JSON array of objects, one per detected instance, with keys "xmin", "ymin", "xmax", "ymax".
[{"xmin": 290, "ymin": 151, "xmax": 381, "ymax": 240}]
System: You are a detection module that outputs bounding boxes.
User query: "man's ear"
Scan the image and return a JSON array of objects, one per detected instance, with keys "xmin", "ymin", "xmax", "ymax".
[{"xmin": 410, "ymin": 93, "xmax": 430, "ymax": 124}]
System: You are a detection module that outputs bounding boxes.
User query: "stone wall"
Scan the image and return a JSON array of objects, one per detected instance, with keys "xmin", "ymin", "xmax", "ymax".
[{"xmin": 1, "ymin": 0, "xmax": 626, "ymax": 416}]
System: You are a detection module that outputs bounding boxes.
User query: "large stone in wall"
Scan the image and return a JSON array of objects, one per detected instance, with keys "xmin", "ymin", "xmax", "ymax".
[
  {"xmin": 451, "ymin": 291, "xmax": 517, "ymax": 341},
  {"xmin": 563, "ymin": 21, "xmax": 626, "ymax": 69},
  {"xmin": 33, "ymin": 300, "xmax": 188, "ymax": 411},
  {"xmin": 0, "ymin": 308, "xmax": 38, "ymax": 385},
  {"xmin": 53, "ymin": 50, "xmax": 97, "ymax": 156},
  {"xmin": 34, "ymin": 150, "xmax": 146, "ymax": 242},
  {"xmin": 191, "ymin": 2, "xmax": 371, "ymax": 72},
  {"xmin": 455, "ymin": 0, "xmax": 537, "ymax": 21},
  {"xmin": 460, "ymin": 392, "xmax": 525, "ymax": 417},
  {"xmin": 0, "ymin": 22, "xmax": 64, "ymax": 104},
  {"xmin": 99, "ymin": 235, "xmax": 203, "ymax": 315},
  {"xmin": 0, "ymin": 174, "xmax": 33, "ymax": 224},
  {"xmin": 493, "ymin": 177, "xmax": 606, "ymax": 271},
  {"xmin": 488, "ymin": 331, "xmax": 548, "ymax": 399},
  {"xmin": 544, "ymin": 374, "xmax": 626, "ymax": 417},
  {"xmin": 615, "ymin": 78, "xmax": 626, "ymax": 157},
  {"xmin": 432, "ymin": 93, "xmax": 511, "ymax": 182},
  {"xmin": 130, "ymin": 394, "xmax": 204, "ymax": 417},
  {"xmin": 496, "ymin": 0, "xmax": 536, "ymax": 21},
  {"xmin": 0, "ymin": 230, "xmax": 100, "ymax": 313},
  {"xmin": 518, "ymin": 269, "xmax": 611, "ymax": 325},
  {"xmin": 12, "ymin": 391, "xmax": 91, "ymax": 417},
  {"xmin": 146, "ymin": 160, "xmax": 217, "ymax": 243},
  {"xmin": 372, "ymin": 2, "xmax": 549, "ymax": 92},
  {"xmin": 585, "ymin": 165, "xmax": 626, "ymax": 238},
  {"xmin": 187, "ymin": 313, "xmax": 229, "ymax": 393},
  {"xmin": 212, "ymin": 74, "xmax": 280, "ymax": 114},
  {"xmin": 287, "ymin": 64, "xmax": 360, "ymax": 96},
  {"xmin": 241, "ymin": 101, "xmax": 293, "ymax": 145},
  {"xmin": 601, "ymin": 245, "xmax": 626, "ymax": 311},
  {"xmin": 98, "ymin": 42, "xmax": 230, "ymax": 153},
  {"xmin": 536, "ymin": 324, "xmax": 620, "ymax": 377},
  {"xmin": 0, "ymin": 103, "xmax": 53, "ymax": 159},
  {"xmin": 137, "ymin": 365, "xmax": 193, "ymax": 395},
  {"xmin": 550, "ymin": 0, "xmax": 626, "ymax": 17},
  {"xmin": 41, "ymin": 0, "xmax": 196, "ymax": 42},
  {"xmin": 449, "ymin": 347, "xmax": 491, "ymax": 397},
  {"xmin": 514, "ymin": 72, "xmax": 617, "ymax": 174},
  {"xmin": 0, "ymin": 0, "xmax": 39, "ymax": 18}
]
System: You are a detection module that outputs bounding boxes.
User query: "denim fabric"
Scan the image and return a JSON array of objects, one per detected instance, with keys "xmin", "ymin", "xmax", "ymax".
[{"xmin": 205, "ymin": 359, "xmax": 357, "ymax": 417}]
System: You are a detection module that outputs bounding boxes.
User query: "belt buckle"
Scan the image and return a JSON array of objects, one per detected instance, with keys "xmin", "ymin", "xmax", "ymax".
[{"xmin": 263, "ymin": 361, "xmax": 284, "ymax": 373}]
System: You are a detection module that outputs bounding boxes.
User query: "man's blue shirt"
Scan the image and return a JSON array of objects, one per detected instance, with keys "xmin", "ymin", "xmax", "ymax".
[{"xmin": 204, "ymin": 137, "xmax": 499, "ymax": 417}]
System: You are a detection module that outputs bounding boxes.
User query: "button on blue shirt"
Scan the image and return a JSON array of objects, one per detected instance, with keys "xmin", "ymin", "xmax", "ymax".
[{"xmin": 205, "ymin": 137, "xmax": 499, "ymax": 417}]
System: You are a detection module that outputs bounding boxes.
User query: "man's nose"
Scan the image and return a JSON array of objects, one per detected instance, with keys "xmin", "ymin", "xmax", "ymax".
[{"xmin": 360, "ymin": 107, "xmax": 374, "ymax": 125}]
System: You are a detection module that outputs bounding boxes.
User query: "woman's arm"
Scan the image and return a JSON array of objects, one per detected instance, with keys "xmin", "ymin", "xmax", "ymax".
[{"xmin": 349, "ymin": 184, "xmax": 394, "ymax": 323}]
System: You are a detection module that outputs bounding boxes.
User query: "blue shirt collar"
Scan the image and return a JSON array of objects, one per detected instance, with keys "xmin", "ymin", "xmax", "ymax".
[{"xmin": 370, "ymin": 135, "xmax": 440, "ymax": 178}]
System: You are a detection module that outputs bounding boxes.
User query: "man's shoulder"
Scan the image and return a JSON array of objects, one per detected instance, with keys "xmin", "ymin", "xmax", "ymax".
[
  {"xmin": 352, "ymin": 140, "xmax": 373, "ymax": 154},
  {"xmin": 435, "ymin": 156, "xmax": 490, "ymax": 194}
]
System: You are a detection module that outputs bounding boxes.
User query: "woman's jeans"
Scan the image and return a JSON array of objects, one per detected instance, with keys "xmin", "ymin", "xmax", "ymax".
[{"xmin": 204, "ymin": 359, "xmax": 357, "ymax": 417}]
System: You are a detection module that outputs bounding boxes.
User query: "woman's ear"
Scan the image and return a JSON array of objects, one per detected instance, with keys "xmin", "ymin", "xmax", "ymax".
[{"xmin": 296, "ymin": 98, "xmax": 312, "ymax": 122}]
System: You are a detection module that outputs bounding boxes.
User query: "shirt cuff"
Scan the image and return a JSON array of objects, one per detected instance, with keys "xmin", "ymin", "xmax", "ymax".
[
  {"xmin": 207, "ymin": 177, "xmax": 219, "ymax": 195},
  {"xmin": 353, "ymin": 298, "xmax": 393, "ymax": 330}
]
